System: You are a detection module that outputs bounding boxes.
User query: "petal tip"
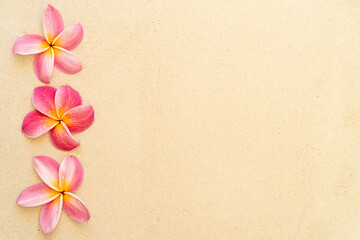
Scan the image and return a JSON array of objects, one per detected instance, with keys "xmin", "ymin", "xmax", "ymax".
[
  {"xmin": 39, "ymin": 77, "xmax": 51, "ymax": 84},
  {"xmin": 16, "ymin": 194, "xmax": 27, "ymax": 206},
  {"xmin": 16, "ymin": 197, "xmax": 26, "ymax": 206},
  {"xmin": 81, "ymin": 214, "xmax": 90, "ymax": 222},
  {"xmin": 21, "ymin": 128, "xmax": 36, "ymax": 138},
  {"xmin": 77, "ymin": 23, "xmax": 84, "ymax": 34},
  {"xmin": 71, "ymin": 63, "xmax": 82, "ymax": 74},
  {"xmin": 34, "ymin": 86, "xmax": 44, "ymax": 91},
  {"xmin": 41, "ymin": 224, "xmax": 53, "ymax": 234},
  {"xmin": 12, "ymin": 40, "xmax": 18, "ymax": 53},
  {"xmin": 21, "ymin": 125, "xmax": 35, "ymax": 138},
  {"xmin": 21, "ymin": 125, "xmax": 27, "ymax": 137},
  {"xmin": 33, "ymin": 156, "xmax": 41, "ymax": 165},
  {"xmin": 46, "ymin": 4, "xmax": 55, "ymax": 10}
]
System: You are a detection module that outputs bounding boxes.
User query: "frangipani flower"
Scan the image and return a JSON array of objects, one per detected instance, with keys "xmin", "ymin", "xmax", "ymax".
[
  {"xmin": 13, "ymin": 5, "xmax": 83, "ymax": 83},
  {"xmin": 22, "ymin": 85, "xmax": 94, "ymax": 151},
  {"xmin": 17, "ymin": 156, "xmax": 90, "ymax": 234}
]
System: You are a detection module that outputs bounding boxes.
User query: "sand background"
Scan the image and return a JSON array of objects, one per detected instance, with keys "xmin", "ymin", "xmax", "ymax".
[{"xmin": 1, "ymin": 0, "xmax": 360, "ymax": 239}]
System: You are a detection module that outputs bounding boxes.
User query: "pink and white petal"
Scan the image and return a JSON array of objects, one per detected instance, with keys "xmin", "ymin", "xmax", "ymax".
[
  {"xmin": 53, "ymin": 47, "xmax": 82, "ymax": 74},
  {"xmin": 40, "ymin": 194, "xmax": 63, "ymax": 234},
  {"xmin": 62, "ymin": 105, "xmax": 94, "ymax": 133},
  {"xmin": 59, "ymin": 156, "xmax": 83, "ymax": 192},
  {"xmin": 22, "ymin": 110, "xmax": 58, "ymax": 138},
  {"xmin": 12, "ymin": 35, "xmax": 49, "ymax": 55},
  {"xmin": 16, "ymin": 183, "xmax": 60, "ymax": 207},
  {"xmin": 34, "ymin": 48, "xmax": 54, "ymax": 84},
  {"xmin": 63, "ymin": 192, "xmax": 90, "ymax": 222},
  {"xmin": 32, "ymin": 86, "xmax": 58, "ymax": 119},
  {"xmin": 55, "ymin": 85, "xmax": 82, "ymax": 118},
  {"xmin": 53, "ymin": 23, "xmax": 83, "ymax": 51},
  {"xmin": 33, "ymin": 156, "xmax": 60, "ymax": 191},
  {"xmin": 43, "ymin": 5, "xmax": 64, "ymax": 44},
  {"xmin": 50, "ymin": 122, "xmax": 79, "ymax": 151}
]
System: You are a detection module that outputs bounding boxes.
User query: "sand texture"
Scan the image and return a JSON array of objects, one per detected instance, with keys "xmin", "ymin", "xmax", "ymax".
[{"xmin": 1, "ymin": 0, "xmax": 360, "ymax": 239}]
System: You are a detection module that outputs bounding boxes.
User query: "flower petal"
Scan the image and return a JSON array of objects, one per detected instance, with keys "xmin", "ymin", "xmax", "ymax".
[
  {"xmin": 34, "ymin": 47, "xmax": 54, "ymax": 84},
  {"xmin": 55, "ymin": 85, "xmax": 82, "ymax": 118},
  {"xmin": 62, "ymin": 105, "xmax": 94, "ymax": 133},
  {"xmin": 33, "ymin": 156, "xmax": 60, "ymax": 191},
  {"xmin": 53, "ymin": 47, "xmax": 82, "ymax": 74},
  {"xmin": 32, "ymin": 86, "xmax": 58, "ymax": 119},
  {"xmin": 63, "ymin": 192, "xmax": 90, "ymax": 222},
  {"xmin": 43, "ymin": 5, "xmax": 64, "ymax": 44},
  {"xmin": 53, "ymin": 23, "xmax": 83, "ymax": 51},
  {"xmin": 22, "ymin": 110, "xmax": 58, "ymax": 138},
  {"xmin": 16, "ymin": 183, "xmax": 60, "ymax": 207},
  {"xmin": 12, "ymin": 35, "xmax": 49, "ymax": 55},
  {"xmin": 50, "ymin": 122, "xmax": 79, "ymax": 151},
  {"xmin": 40, "ymin": 194, "xmax": 63, "ymax": 234},
  {"xmin": 59, "ymin": 156, "xmax": 83, "ymax": 192}
]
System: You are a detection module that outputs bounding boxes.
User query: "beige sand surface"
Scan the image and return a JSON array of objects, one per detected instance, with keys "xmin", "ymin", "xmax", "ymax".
[{"xmin": 2, "ymin": 0, "xmax": 360, "ymax": 239}]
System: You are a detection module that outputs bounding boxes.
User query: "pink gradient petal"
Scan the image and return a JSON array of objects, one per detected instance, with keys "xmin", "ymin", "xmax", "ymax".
[
  {"xmin": 22, "ymin": 110, "xmax": 58, "ymax": 138},
  {"xmin": 63, "ymin": 192, "xmax": 90, "ymax": 222},
  {"xmin": 32, "ymin": 86, "xmax": 58, "ymax": 119},
  {"xmin": 40, "ymin": 194, "xmax": 63, "ymax": 234},
  {"xmin": 53, "ymin": 47, "xmax": 82, "ymax": 74},
  {"xmin": 59, "ymin": 156, "xmax": 83, "ymax": 192},
  {"xmin": 43, "ymin": 5, "xmax": 64, "ymax": 44},
  {"xmin": 55, "ymin": 85, "xmax": 82, "ymax": 118},
  {"xmin": 34, "ymin": 47, "xmax": 54, "ymax": 84},
  {"xmin": 33, "ymin": 156, "xmax": 60, "ymax": 191},
  {"xmin": 12, "ymin": 35, "xmax": 49, "ymax": 55},
  {"xmin": 53, "ymin": 23, "xmax": 83, "ymax": 51},
  {"xmin": 62, "ymin": 105, "xmax": 94, "ymax": 133},
  {"xmin": 50, "ymin": 122, "xmax": 79, "ymax": 151},
  {"xmin": 16, "ymin": 183, "xmax": 60, "ymax": 207}
]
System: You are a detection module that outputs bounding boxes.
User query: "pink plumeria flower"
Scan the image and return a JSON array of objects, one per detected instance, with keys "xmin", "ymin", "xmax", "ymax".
[
  {"xmin": 22, "ymin": 85, "xmax": 94, "ymax": 151},
  {"xmin": 17, "ymin": 156, "xmax": 90, "ymax": 234},
  {"xmin": 12, "ymin": 5, "xmax": 83, "ymax": 83}
]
